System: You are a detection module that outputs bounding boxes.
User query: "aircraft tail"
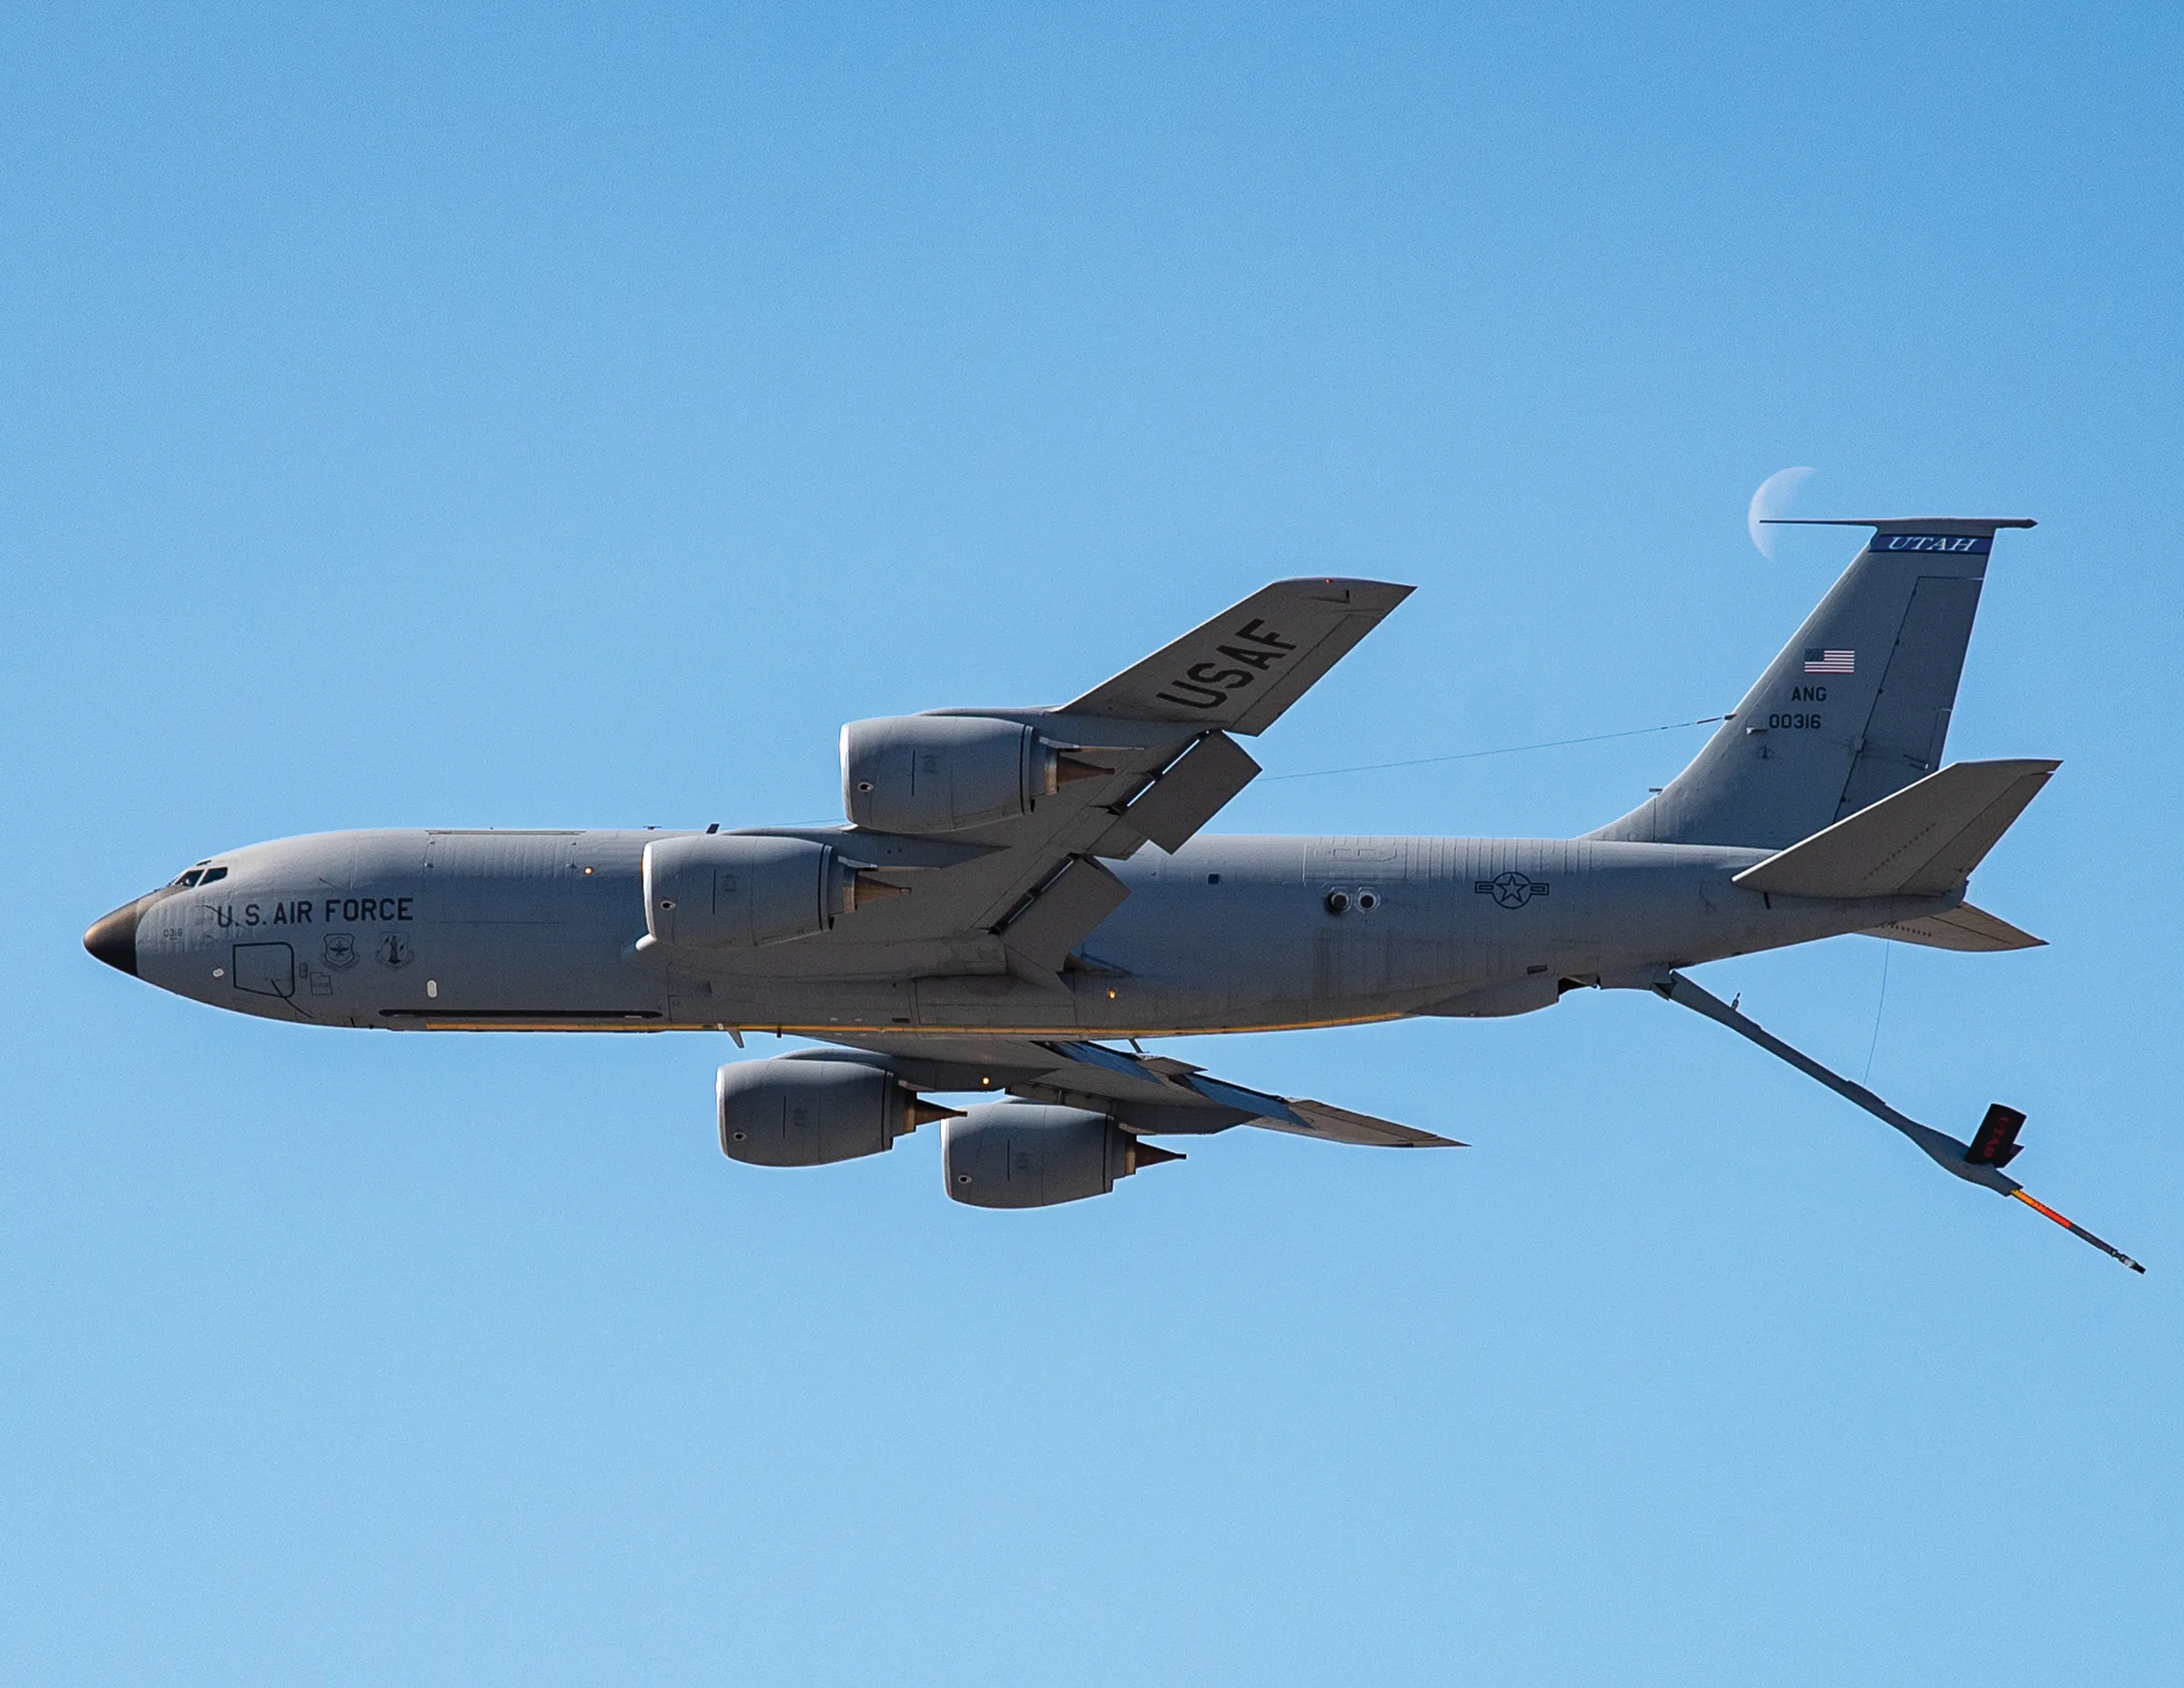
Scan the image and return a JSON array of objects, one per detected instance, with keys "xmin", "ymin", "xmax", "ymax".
[{"xmin": 1589, "ymin": 519, "xmax": 2034, "ymax": 849}]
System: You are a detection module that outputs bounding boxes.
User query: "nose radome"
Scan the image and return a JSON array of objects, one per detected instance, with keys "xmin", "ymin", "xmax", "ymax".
[{"xmin": 84, "ymin": 899, "xmax": 143, "ymax": 976}]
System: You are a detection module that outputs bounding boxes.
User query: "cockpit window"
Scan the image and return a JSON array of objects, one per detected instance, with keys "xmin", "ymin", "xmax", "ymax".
[
  {"xmin": 168, "ymin": 865, "xmax": 227, "ymax": 887},
  {"xmin": 173, "ymin": 869, "xmax": 204, "ymax": 887},
  {"xmin": 199, "ymin": 866, "xmax": 228, "ymax": 884}
]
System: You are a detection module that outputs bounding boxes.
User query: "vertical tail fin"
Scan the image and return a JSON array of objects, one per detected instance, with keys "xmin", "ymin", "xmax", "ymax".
[{"xmin": 1589, "ymin": 519, "xmax": 2034, "ymax": 849}]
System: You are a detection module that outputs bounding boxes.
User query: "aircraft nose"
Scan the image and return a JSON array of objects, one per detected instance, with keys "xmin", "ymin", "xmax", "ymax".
[{"xmin": 84, "ymin": 898, "xmax": 143, "ymax": 976}]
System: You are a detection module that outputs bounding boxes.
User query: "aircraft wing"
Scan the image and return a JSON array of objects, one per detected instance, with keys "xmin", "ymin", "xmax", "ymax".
[
  {"xmin": 815, "ymin": 1032, "xmax": 1463, "ymax": 1148},
  {"xmin": 753, "ymin": 577, "xmax": 1411, "ymax": 984},
  {"xmin": 1063, "ymin": 577, "xmax": 1415, "ymax": 734}
]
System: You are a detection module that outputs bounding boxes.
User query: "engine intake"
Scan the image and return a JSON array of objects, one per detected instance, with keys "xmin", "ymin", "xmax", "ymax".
[
  {"xmin": 718, "ymin": 1056, "xmax": 957, "ymax": 1167},
  {"xmin": 941, "ymin": 1102, "xmax": 1183, "ymax": 1208},
  {"xmin": 840, "ymin": 715, "xmax": 1101, "ymax": 834},
  {"xmin": 644, "ymin": 834, "xmax": 894, "ymax": 949}
]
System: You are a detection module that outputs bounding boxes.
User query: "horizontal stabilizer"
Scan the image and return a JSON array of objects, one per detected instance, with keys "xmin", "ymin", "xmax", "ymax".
[
  {"xmin": 1862, "ymin": 902, "xmax": 2046, "ymax": 952},
  {"xmin": 1733, "ymin": 758, "xmax": 2058, "ymax": 899}
]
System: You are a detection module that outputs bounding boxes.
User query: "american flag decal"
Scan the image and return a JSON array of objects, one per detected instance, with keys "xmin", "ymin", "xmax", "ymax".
[{"xmin": 1804, "ymin": 648, "xmax": 1855, "ymax": 674}]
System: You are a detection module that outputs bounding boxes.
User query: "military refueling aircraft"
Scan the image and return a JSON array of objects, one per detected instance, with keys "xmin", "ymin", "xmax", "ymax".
[{"xmin": 85, "ymin": 518, "xmax": 2141, "ymax": 1269}]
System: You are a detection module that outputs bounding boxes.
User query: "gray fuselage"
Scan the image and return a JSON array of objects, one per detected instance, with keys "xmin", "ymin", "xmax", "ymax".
[{"xmin": 115, "ymin": 828, "xmax": 1951, "ymax": 1036}]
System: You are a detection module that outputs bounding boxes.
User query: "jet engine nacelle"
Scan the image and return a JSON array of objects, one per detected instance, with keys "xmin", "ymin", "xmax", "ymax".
[
  {"xmin": 644, "ymin": 834, "xmax": 867, "ymax": 948},
  {"xmin": 840, "ymin": 714, "xmax": 1099, "ymax": 834},
  {"xmin": 718, "ymin": 1056, "xmax": 955, "ymax": 1167},
  {"xmin": 941, "ymin": 1102, "xmax": 1182, "ymax": 1208}
]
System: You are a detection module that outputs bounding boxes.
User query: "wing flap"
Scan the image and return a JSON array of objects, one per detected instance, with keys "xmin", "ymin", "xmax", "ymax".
[
  {"xmin": 1091, "ymin": 731, "xmax": 1263, "ymax": 858},
  {"xmin": 995, "ymin": 856, "xmax": 1132, "ymax": 975}
]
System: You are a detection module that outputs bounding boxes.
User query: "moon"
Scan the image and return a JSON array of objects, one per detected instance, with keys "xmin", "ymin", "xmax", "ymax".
[{"xmin": 1747, "ymin": 466, "xmax": 1816, "ymax": 557}]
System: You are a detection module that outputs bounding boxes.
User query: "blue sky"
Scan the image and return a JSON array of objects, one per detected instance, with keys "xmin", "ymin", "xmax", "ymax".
[{"xmin": 5, "ymin": 5, "xmax": 2181, "ymax": 1682}]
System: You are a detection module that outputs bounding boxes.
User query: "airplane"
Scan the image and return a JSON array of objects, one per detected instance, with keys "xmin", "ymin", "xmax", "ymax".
[{"xmin": 84, "ymin": 517, "xmax": 2141, "ymax": 1269}]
